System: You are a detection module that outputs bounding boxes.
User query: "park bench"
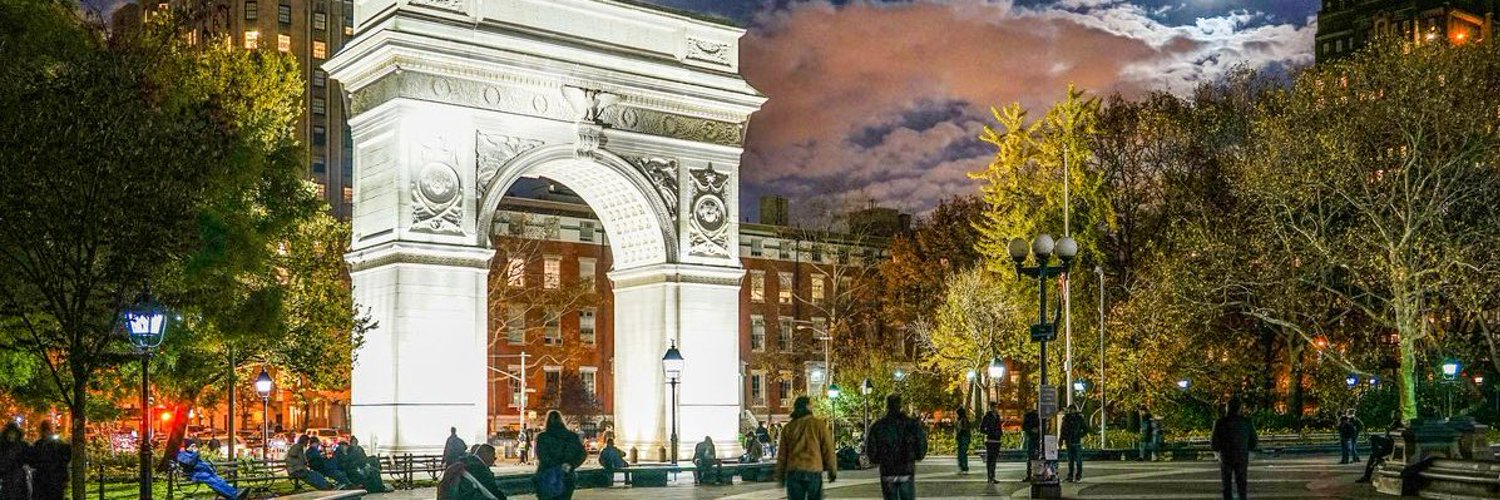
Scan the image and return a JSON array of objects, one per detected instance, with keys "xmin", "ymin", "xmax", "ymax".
[
  {"xmin": 720, "ymin": 461, "xmax": 775, "ymax": 482},
  {"xmin": 383, "ymin": 453, "xmax": 446, "ymax": 490},
  {"xmin": 167, "ymin": 459, "xmax": 305, "ymax": 499}
]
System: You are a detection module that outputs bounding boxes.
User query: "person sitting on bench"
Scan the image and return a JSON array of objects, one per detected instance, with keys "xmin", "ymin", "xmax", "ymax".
[
  {"xmin": 175, "ymin": 440, "xmax": 248, "ymax": 500},
  {"xmin": 693, "ymin": 436, "xmax": 722, "ymax": 485}
]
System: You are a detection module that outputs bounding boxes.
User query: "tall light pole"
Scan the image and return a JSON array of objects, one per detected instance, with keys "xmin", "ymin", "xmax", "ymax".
[
  {"xmin": 827, "ymin": 383, "xmax": 842, "ymax": 442},
  {"xmin": 966, "ymin": 369, "xmax": 978, "ymax": 410},
  {"xmin": 255, "ymin": 369, "xmax": 273, "ymax": 461},
  {"xmin": 124, "ymin": 286, "xmax": 168, "ymax": 500},
  {"xmin": 860, "ymin": 378, "xmax": 874, "ymax": 443},
  {"xmin": 1008, "ymin": 233, "xmax": 1078, "ymax": 499},
  {"xmin": 1095, "ymin": 265, "xmax": 1105, "ymax": 447},
  {"xmin": 987, "ymin": 357, "xmax": 1005, "ymax": 410},
  {"xmin": 1441, "ymin": 360, "xmax": 1460, "ymax": 419},
  {"xmin": 662, "ymin": 342, "xmax": 684, "ymax": 464},
  {"xmin": 1063, "ymin": 151, "xmax": 1074, "ymax": 409}
]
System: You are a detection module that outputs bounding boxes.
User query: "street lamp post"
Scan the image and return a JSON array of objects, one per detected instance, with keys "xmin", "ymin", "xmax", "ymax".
[
  {"xmin": 124, "ymin": 287, "xmax": 168, "ymax": 500},
  {"xmin": 860, "ymin": 378, "xmax": 874, "ymax": 443},
  {"xmin": 966, "ymin": 369, "xmax": 978, "ymax": 409},
  {"xmin": 827, "ymin": 383, "xmax": 842, "ymax": 443},
  {"xmin": 987, "ymin": 357, "xmax": 1005, "ymax": 410},
  {"xmin": 1007, "ymin": 234, "xmax": 1078, "ymax": 499},
  {"xmin": 255, "ymin": 369, "xmax": 273, "ymax": 461},
  {"xmin": 662, "ymin": 342, "xmax": 684, "ymax": 464},
  {"xmin": 1095, "ymin": 266, "xmax": 1106, "ymax": 448},
  {"xmin": 1441, "ymin": 360, "xmax": 1460, "ymax": 419}
]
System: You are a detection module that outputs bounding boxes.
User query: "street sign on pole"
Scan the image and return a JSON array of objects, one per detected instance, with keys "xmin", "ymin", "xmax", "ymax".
[
  {"xmin": 1039, "ymin": 385, "xmax": 1058, "ymax": 418},
  {"xmin": 1030, "ymin": 323, "xmax": 1056, "ymax": 342}
]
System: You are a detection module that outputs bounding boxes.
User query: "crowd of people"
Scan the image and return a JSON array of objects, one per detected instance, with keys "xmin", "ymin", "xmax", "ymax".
[{"xmin": 0, "ymin": 421, "xmax": 70, "ymax": 500}]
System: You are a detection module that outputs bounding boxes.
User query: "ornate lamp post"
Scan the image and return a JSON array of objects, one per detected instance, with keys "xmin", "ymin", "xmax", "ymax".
[
  {"xmin": 860, "ymin": 378, "xmax": 874, "ymax": 442},
  {"xmin": 827, "ymin": 383, "xmax": 842, "ymax": 443},
  {"xmin": 662, "ymin": 341, "xmax": 684, "ymax": 464},
  {"xmin": 1007, "ymin": 233, "xmax": 1077, "ymax": 499},
  {"xmin": 1441, "ymin": 360, "xmax": 1460, "ymax": 419},
  {"xmin": 255, "ymin": 369, "xmax": 273, "ymax": 461},
  {"xmin": 987, "ymin": 357, "xmax": 1005, "ymax": 408},
  {"xmin": 124, "ymin": 287, "xmax": 168, "ymax": 500}
]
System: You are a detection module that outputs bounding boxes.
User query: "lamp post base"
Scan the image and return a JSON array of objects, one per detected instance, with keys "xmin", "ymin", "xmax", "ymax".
[{"xmin": 1029, "ymin": 459, "xmax": 1062, "ymax": 499}]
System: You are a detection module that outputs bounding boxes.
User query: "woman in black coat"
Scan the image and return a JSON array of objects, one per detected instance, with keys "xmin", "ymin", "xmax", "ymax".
[
  {"xmin": 534, "ymin": 411, "xmax": 586, "ymax": 500},
  {"xmin": 0, "ymin": 422, "xmax": 31, "ymax": 500}
]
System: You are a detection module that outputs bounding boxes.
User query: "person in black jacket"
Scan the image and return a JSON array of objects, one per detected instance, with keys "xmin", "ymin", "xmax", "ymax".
[
  {"xmin": 1060, "ymin": 405, "xmax": 1088, "ymax": 482},
  {"xmin": 1211, "ymin": 399, "xmax": 1258, "ymax": 500},
  {"xmin": 1337, "ymin": 409, "xmax": 1363, "ymax": 464},
  {"xmin": 978, "ymin": 402, "xmax": 1003, "ymax": 484},
  {"xmin": 0, "ymin": 422, "xmax": 30, "ymax": 500},
  {"xmin": 307, "ymin": 440, "xmax": 351, "ymax": 489},
  {"xmin": 534, "ymin": 410, "xmax": 586, "ymax": 500},
  {"xmin": 27, "ymin": 421, "xmax": 70, "ymax": 500},
  {"xmin": 866, "ymin": 395, "xmax": 928, "ymax": 500},
  {"xmin": 1021, "ymin": 409, "xmax": 1041, "ymax": 482},
  {"xmin": 954, "ymin": 406, "xmax": 972, "ymax": 474},
  {"xmin": 1357, "ymin": 412, "xmax": 1403, "ymax": 483},
  {"xmin": 444, "ymin": 427, "xmax": 468, "ymax": 467}
]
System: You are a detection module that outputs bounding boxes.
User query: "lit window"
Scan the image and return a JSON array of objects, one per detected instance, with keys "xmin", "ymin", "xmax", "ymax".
[
  {"xmin": 245, "ymin": 1, "xmax": 257, "ymax": 20},
  {"xmin": 506, "ymin": 258, "xmax": 525, "ymax": 287},
  {"xmin": 341, "ymin": 186, "xmax": 352, "ymax": 204},
  {"xmin": 811, "ymin": 275, "xmax": 825, "ymax": 303},
  {"xmin": 580, "ymin": 368, "xmax": 597, "ymax": 399},
  {"xmin": 543, "ymin": 312, "xmax": 561, "ymax": 346},
  {"xmin": 778, "ymin": 272, "xmax": 793, "ymax": 304},
  {"xmin": 507, "ymin": 367, "xmax": 522, "ymax": 406},
  {"xmin": 778, "ymin": 377, "xmax": 793, "ymax": 407},
  {"xmin": 751, "ymin": 316, "xmax": 765, "ymax": 352},
  {"xmin": 811, "ymin": 245, "xmax": 823, "ymax": 263},
  {"xmin": 277, "ymin": 34, "xmax": 291, "ymax": 52},
  {"xmin": 244, "ymin": 30, "xmax": 260, "ymax": 50},
  {"xmin": 312, "ymin": 97, "xmax": 326, "ymax": 115},
  {"xmin": 313, "ymin": 181, "xmax": 326, "ymax": 198},
  {"xmin": 312, "ymin": 41, "xmax": 327, "ymax": 59},
  {"xmin": 778, "ymin": 318, "xmax": 793, "ymax": 351},
  {"xmin": 750, "ymin": 271, "xmax": 765, "ymax": 303},
  {"xmin": 750, "ymin": 372, "xmax": 766, "ymax": 406},
  {"xmin": 544, "ymin": 368, "xmax": 561, "ymax": 396},
  {"xmin": 277, "ymin": 4, "xmax": 290, "ymax": 24},
  {"xmin": 579, "ymin": 221, "xmax": 594, "ymax": 242},
  {"xmin": 580, "ymin": 308, "xmax": 596, "ymax": 345},
  {"xmin": 543, "ymin": 256, "xmax": 560, "ymax": 289},
  {"xmin": 312, "ymin": 70, "xmax": 326, "ymax": 88},
  {"xmin": 313, "ymin": 12, "xmax": 327, "ymax": 31},
  {"xmin": 506, "ymin": 309, "xmax": 525, "ymax": 344},
  {"xmin": 578, "ymin": 258, "xmax": 596, "ymax": 289}
]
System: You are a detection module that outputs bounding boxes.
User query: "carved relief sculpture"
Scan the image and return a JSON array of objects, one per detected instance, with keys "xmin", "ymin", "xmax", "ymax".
[
  {"xmin": 411, "ymin": 139, "xmax": 465, "ymax": 235},
  {"xmin": 475, "ymin": 132, "xmax": 543, "ymax": 200},
  {"xmin": 685, "ymin": 37, "xmax": 731, "ymax": 66},
  {"xmin": 630, "ymin": 157, "xmax": 680, "ymax": 220},
  {"xmin": 687, "ymin": 165, "xmax": 731, "ymax": 257}
]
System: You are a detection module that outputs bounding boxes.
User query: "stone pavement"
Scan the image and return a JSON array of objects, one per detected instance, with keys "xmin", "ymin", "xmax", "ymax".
[{"xmin": 372, "ymin": 455, "xmax": 1400, "ymax": 499}]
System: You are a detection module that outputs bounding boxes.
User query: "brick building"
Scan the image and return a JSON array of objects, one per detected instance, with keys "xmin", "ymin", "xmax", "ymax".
[{"xmin": 1316, "ymin": 0, "xmax": 1496, "ymax": 62}]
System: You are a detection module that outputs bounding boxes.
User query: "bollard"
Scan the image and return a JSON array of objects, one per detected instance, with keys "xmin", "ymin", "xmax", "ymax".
[
  {"xmin": 629, "ymin": 446, "xmax": 638, "ymax": 464},
  {"xmin": 659, "ymin": 446, "xmax": 667, "ymax": 463}
]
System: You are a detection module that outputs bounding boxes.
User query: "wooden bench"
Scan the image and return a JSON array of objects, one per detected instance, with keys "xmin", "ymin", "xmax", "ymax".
[
  {"xmin": 383, "ymin": 453, "xmax": 445, "ymax": 490},
  {"xmin": 167, "ymin": 459, "xmax": 304, "ymax": 498}
]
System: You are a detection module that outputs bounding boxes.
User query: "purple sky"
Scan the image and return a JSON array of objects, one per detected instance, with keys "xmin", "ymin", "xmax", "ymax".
[{"xmin": 643, "ymin": 0, "xmax": 1319, "ymax": 219}]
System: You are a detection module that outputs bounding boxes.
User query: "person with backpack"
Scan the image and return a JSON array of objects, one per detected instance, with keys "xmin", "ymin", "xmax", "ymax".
[
  {"xmin": 866, "ymin": 395, "xmax": 928, "ymax": 500},
  {"xmin": 438, "ymin": 444, "xmax": 506, "ymax": 500},
  {"xmin": 534, "ymin": 410, "xmax": 586, "ymax": 500}
]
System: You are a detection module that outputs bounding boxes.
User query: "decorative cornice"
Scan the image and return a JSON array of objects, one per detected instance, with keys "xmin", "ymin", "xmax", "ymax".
[
  {"xmin": 609, "ymin": 264, "xmax": 745, "ymax": 290},
  {"xmin": 346, "ymin": 243, "xmax": 494, "ymax": 273}
]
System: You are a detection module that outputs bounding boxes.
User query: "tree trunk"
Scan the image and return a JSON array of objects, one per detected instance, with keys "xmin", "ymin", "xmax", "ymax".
[
  {"xmin": 157, "ymin": 402, "xmax": 190, "ymax": 471},
  {"xmin": 1397, "ymin": 336, "xmax": 1419, "ymax": 422},
  {"xmin": 1287, "ymin": 340, "xmax": 1305, "ymax": 425},
  {"xmin": 69, "ymin": 384, "xmax": 87, "ymax": 500}
]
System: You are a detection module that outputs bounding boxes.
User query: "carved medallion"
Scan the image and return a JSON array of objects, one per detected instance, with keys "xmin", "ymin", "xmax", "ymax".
[
  {"xmin": 686, "ymin": 37, "xmax": 731, "ymax": 66},
  {"xmin": 475, "ymin": 132, "xmax": 543, "ymax": 201},
  {"xmin": 687, "ymin": 165, "xmax": 731, "ymax": 258},
  {"xmin": 411, "ymin": 141, "xmax": 464, "ymax": 235}
]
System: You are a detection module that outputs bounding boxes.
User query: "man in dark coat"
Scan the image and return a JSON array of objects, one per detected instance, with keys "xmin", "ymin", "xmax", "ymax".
[
  {"xmin": 1061, "ymin": 405, "xmax": 1088, "ymax": 482},
  {"xmin": 437, "ymin": 444, "xmax": 506, "ymax": 500},
  {"xmin": 0, "ymin": 422, "xmax": 31, "ymax": 500},
  {"xmin": 307, "ymin": 440, "xmax": 351, "ymax": 488},
  {"xmin": 1211, "ymin": 399, "xmax": 1258, "ymax": 500},
  {"xmin": 337, "ymin": 438, "xmax": 388, "ymax": 492},
  {"xmin": 693, "ymin": 436, "xmax": 720, "ymax": 484},
  {"xmin": 27, "ymin": 421, "xmax": 70, "ymax": 500},
  {"xmin": 1022, "ymin": 409, "xmax": 1041, "ymax": 482},
  {"xmin": 954, "ymin": 406, "xmax": 972, "ymax": 474},
  {"xmin": 534, "ymin": 410, "xmax": 586, "ymax": 500},
  {"xmin": 444, "ymin": 427, "xmax": 468, "ymax": 467},
  {"xmin": 866, "ymin": 395, "xmax": 928, "ymax": 500},
  {"xmin": 1338, "ymin": 410, "xmax": 1363, "ymax": 464},
  {"xmin": 978, "ymin": 402, "xmax": 1004, "ymax": 484},
  {"xmin": 1138, "ymin": 407, "xmax": 1155, "ymax": 461}
]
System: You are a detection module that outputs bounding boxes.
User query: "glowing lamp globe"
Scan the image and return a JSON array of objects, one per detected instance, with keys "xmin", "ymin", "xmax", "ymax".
[
  {"xmin": 123, "ymin": 288, "xmax": 167, "ymax": 351},
  {"xmin": 1441, "ymin": 360, "xmax": 1460, "ymax": 380},
  {"xmin": 966, "ymin": 369, "xmax": 977, "ymax": 382},
  {"xmin": 661, "ymin": 342, "xmax": 685, "ymax": 380},
  {"xmin": 1073, "ymin": 380, "xmax": 1086, "ymax": 392},
  {"xmin": 255, "ymin": 369, "xmax": 274, "ymax": 399},
  {"xmin": 893, "ymin": 368, "xmax": 907, "ymax": 382},
  {"xmin": 1007, "ymin": 238, "xmax": 1030, "ymax": 262},
  {"xmin": 987, "ymin": 357, "xmax": 1005, "ymax": 380},
  {"xmin": 1032, "ymin": 234, "xmax": 1055, "ymax": 259},
  {"xmin": 1056, "ymin": 237, "xmax": 1079, "ymax": 260},
  {"xmin": 1345, "ymin": 375, "xmax": 1358, "ymax": 389},
  {"xmin": 1176, "ymin": 379, "xmax": 1190, "ymax": 390},
  {"xmin": 827, "ymin": 384, "xmax": 841, "ymax": 399}
]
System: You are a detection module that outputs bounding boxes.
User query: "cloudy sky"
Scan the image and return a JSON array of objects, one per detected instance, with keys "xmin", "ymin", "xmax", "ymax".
[{"xmin": 638, "ymin": 0, "xmax": 1319, "ymax": 219}]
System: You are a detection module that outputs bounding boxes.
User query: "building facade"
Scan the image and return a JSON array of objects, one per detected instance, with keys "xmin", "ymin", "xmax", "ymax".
[{"xmin": 1316, "ymin": 0, "xmax": 1496, "ymax": 62}]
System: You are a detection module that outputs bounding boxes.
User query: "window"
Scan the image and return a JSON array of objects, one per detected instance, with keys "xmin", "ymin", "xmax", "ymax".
[
  {"xmin": 749, "ymin": 271, "xmax": 765, "ymax": 303},
  {"xmin": 811, "ymin": 275, "xmax": 825, "ymax": 303},
  {"xmin": 778, "ymin": 376, "xmax": 793, "ymax": 407},
  {"xmin": 313, "ymin": 12, "xmax": 327, "ymax": 31},
  {"xmin": 312, "ymin": 126, "xmax": 326, "ymax": 146},
  {"xmin": 578, "ymin": 258, "xmax": 596, "ymax": 289},
  {"xmin": 313, "ymin": 181, "xmax": 326, "ymax": 198},
  {"xmin": 277, "ymin": 4, "xmax": 290, "ymax": 24},
  {"xmin": 778, "ymin": 318, "xmax": 793, "ymax": 351},
  {"xmin": 312, "ymin": 40, "xmax": 327, "ymax": 59},
  {"xmin": 245, "ymin": 1, "xmax": 257, "ymax": 20},
  {"xmin": 580, "ymin": 368, "xmax": 597, "ymax": 399},
  {"xmin": 543, "ymin": 256, "xmax": 560, "ymax": 289},
  {"xmin": 544, "ymin": 368, "xmax": 561, "ymax": 397},
  {"xmin": 508, "ymin": 368, "xmax": 522, "ymax": 406},
  {"xmin": 313, "ymin": 70, "xmax": 327, "ymax": 88},
  {"xmin": 312, "ymin": 97, "xmax": 326, "ymax": 115},
  {"xmin": 312, "ymin": 159, "xmax": 326, "ymax": 175},
  {"xmin": 579, "ymin": 221, "xmax": 595, "ymax": 242},
  {"xmin": 505, "ymin": 308, "xmax": 525, "ymax": 344},
  {"xmin": 244, "ymin": 30, "xmax": 260, "ymax": 49},
  {"xmin": 579, "ymin": 308, "xmax": 596, "ymax": 345},
  {"xmin": 751, "ymin": 316, "xmax": 766, "ymax": 352},
  {"xmin": 344, "ymin": 17, "xmax": 353, "ymax": 36},
  {"xmin": 506, "ymin": 258, "xmax": 525, "ymax": 287},
  {"xmin": 778, "ymin": 272, "xmax": 793, "ymax": 304},
  {"xmin": 543, "ymin": 311, "xmax": 561, "ymax": 346},
  {"xmin": 811, "ymin": 245, "xmax": 823, "ymax": 263},
  {"xmin": 341, "ymin": 186, "xmax": 352, "ymax": 204},
  {"xmin": 750, "ymin": 238, "xmax": 763, "ymax": 257},
  {"xmin": 277, "ymin": 33, "xmax": 291, "ymax": 52},
  {"xmin": 807, "ymin": 362, "xmax": 826, "ymax": 396},
  {"xmin": 750, "ymin": 372, "xmax": 766, "ymax": 406}
]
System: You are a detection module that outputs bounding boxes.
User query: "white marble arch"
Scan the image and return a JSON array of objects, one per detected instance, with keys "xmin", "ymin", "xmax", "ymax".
[{"xmin": 327, "ymin": 0, "xmax": 763, "ymax": 458}]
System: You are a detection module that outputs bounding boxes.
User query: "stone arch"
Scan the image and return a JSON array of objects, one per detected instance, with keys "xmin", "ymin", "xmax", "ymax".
[{"xmin": 475, "ymin": 145, "xmax": 677, "ymax": 271}]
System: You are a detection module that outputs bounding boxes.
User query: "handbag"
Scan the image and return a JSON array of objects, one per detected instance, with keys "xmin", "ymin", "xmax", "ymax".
[{"xmin": 534, "ymin": 465, "xmax": 567, "ymax": 498}]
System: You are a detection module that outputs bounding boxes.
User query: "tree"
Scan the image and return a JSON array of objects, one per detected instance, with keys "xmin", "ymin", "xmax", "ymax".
[
  {"xmin": 912, "ymin": 268, "xmax": 1033, "ymax": 408},
  {"xmin": 1238, "ymin": 38, "xmax": 1500, "ymax": 421},
  {"xmin": 878, "ymin": 196, "xmax": 985, "ymax": 333}
]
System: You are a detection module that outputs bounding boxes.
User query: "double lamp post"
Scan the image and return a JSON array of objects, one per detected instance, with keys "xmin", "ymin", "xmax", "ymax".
[{"xmin": 1007, "ymin": 233, "xmax": 1078, "ymax": 499}]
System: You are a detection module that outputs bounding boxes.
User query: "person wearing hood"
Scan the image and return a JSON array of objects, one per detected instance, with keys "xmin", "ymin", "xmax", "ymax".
[
  {"xmin": 175, "ymin": 440, "xmax": 249, "ymax": 500},
  {"xmin": 865, "ymin": 395, "xmax": 928, "ymax": 500},
  {"xmin": 775, "ymin": 396, "xmax": 837, "ymax": 500},
  {"xmin": 438, "ymin": 444, "xmax": 506, "ymax": 500}
]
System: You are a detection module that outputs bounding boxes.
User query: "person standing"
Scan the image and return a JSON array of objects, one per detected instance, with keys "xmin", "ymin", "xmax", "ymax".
[
  {"xmin": 978, "ymin": 402, "xmax": 1003, "ymax": 484},
  {"xmin": 1061, "ymin": 405, "xmax": 1088, "ymax": 482},
  {"xmin": 755, "ymin": 422, "xmax": 772, "ymax": 458},
  {"xmin": 1021, "ymin": 409, "xmax": 1041, "ymax": 482},
  {"xmin": 1211, "ymin": 399, "xmax": 1258, "ymax": 500},
  {"xmin": 775, "ymin": 396, "xmax": 837, "ymax": 500},
  {"xmin": 534, "ymin": 410, "xmax": 586, "ymax": 500},
  {"xmin": 27, "ymin": 421, "xmax": 70, "ymax": 500},
  {"xmin": 954, "ymin": 406, "xmax": 972, "ymax": 475},
  {"xmin": 866, "ymin": 395, "xmax": 928, "ymax": 500},
  {"xmin": 1339, "ymin": 409, "xmax": 1363, "ymax": 464},
  {"xmin": 0, "ymin": 422, "xmax": 30, "ymax": 500},
  {"xmin": 444, "ymin": 427, "xmax": 468, "ymax": 467},
  {"xmin": 518, "ymin": 427, "xmax": 531, "ymax": 465}
]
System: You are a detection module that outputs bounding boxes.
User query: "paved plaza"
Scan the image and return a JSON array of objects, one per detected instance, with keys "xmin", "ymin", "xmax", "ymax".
[{"xmin": 380, "ymin": 455, "xmax": 1392, "ymax": 499}]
